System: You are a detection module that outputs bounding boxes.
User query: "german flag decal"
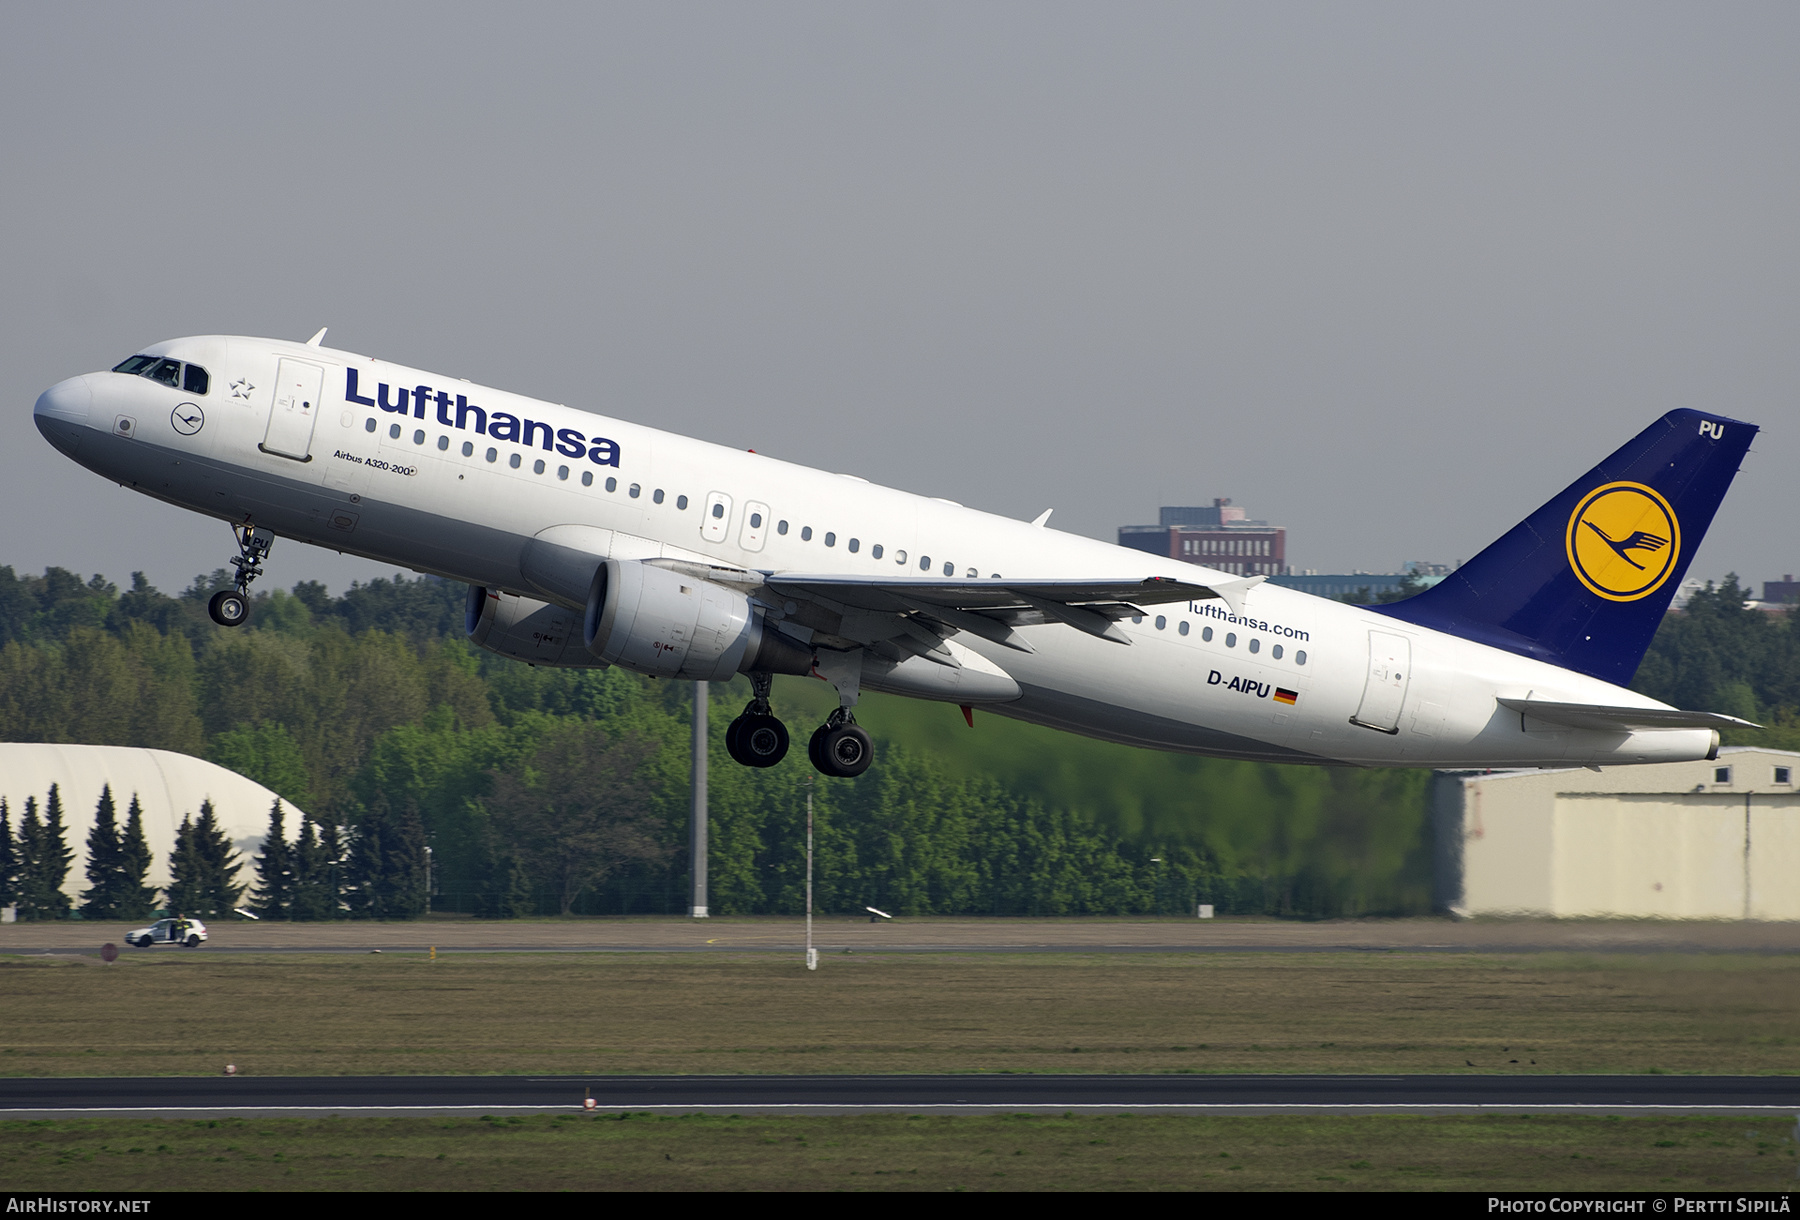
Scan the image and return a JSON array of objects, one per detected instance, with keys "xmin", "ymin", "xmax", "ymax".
[{"xmin": 1274, "ymin": 688, "xmax": 1298, "ymax": 706}]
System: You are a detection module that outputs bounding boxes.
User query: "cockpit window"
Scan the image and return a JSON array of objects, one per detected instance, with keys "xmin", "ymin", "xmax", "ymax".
[{"xmin": 112, "ymin": 355, "xmax": 210, "ymax": 395}]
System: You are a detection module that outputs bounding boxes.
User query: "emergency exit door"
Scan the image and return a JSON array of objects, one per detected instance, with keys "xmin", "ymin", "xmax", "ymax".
[
  {"xmin": 1351, "ymin": 630, "xmax": 1412, "ymax": 733},
  {"xmin": 261, "ymin": 358, "xmax": 324, "ymax": 461}
]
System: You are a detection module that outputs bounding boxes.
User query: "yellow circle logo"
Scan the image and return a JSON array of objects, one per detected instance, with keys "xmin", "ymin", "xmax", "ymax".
[{"xmin": 1565, "ymin": 481, "xmax": 1680, "ymax": 602}]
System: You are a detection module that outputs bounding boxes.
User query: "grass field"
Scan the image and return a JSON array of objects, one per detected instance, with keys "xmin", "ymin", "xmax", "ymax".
[
  {"xmin": 5, "ymin": 949, "xmax": 1800, "ymax": 1077},
  {"xmin": 2, "ymin": 1113, "xmax": 1796, "ymax": 1191}
]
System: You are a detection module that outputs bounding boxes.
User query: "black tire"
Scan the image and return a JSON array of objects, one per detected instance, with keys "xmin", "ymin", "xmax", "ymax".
[
  {"xmin": 808, "ymin": 724, "xmax": 830, "ymax": 773},
  {"xmin": 208, "ymin": 590, "xmax": 249, "ymax": 627},
  {"xmin": 185, "ymin": 935, "xmax": 201, "ymax": 948},
  {"xmin": 740, "ymin": 715, "xmax": 789, "ymax": 768},
  {"xmin": 811, "ymin": 723, "xmax": 873, "ymax": 777},
  {"xmin": 724, "ymin": 715, "xmax": 750, "ymax": 766}
]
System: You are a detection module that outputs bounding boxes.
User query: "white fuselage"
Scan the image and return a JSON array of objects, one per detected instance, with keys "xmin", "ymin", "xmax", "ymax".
[{"xmin": 35, "ymin": 334, "xmax": 1712, "ymax": 769}]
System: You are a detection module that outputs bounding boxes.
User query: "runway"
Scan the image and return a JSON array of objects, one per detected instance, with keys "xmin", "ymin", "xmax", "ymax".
[{"xmin": 4, "ymin": 1074, "xmax": 1797, "ymax": 1118}]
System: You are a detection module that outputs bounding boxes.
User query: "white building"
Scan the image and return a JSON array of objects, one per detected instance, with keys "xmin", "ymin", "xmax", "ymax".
[
  {"xmin": 0, "ymin": 743, "xmax": 308, "ymax": 901},
  {"xmin": 1432, "ymin": 747, "xmax": 1800, "ymax": 919}
]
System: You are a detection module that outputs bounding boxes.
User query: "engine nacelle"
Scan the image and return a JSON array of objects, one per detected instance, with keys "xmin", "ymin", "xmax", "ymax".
[
  {"xmin": 583, "ymin": 559, "xmax": 813, "ymax": 681},
  {"xmin": 466, "ymin": 586, "xmax": 609, "ymax": 668}
]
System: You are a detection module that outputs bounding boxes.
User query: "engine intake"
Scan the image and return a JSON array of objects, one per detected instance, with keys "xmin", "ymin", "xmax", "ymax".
[
  {"xmin": 583, "ymin": 559, "xmax": 812, "ymax": 680},
  {"xmin": 466, "ymin": 586, "xmax": 609, "ymax": 668}
]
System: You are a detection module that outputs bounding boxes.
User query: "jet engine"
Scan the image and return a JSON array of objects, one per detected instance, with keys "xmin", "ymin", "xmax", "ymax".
[
  {"xmin": 583, "ymin": 559, "xmax": 813, "ymax": 680},
  {"xmin": 465, "ymin": 586, "xmax": 608, "ymax": 668}
]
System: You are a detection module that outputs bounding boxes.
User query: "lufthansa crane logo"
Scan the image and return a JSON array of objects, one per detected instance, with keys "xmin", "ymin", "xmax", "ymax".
[{"xmin": 1565, "ymin": 481, "xmax": 1680, "ymax": 602}]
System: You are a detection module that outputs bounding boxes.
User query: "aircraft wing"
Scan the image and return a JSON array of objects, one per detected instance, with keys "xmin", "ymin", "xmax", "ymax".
[{"xmin": 1495, "ymin": 698, "xmax": 1760, "ymax": 733}]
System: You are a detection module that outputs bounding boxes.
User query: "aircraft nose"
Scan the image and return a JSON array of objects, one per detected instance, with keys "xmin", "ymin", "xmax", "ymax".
[{"xmin": 34, "ymin": 375, "xmax": 94, "ymax": 456}]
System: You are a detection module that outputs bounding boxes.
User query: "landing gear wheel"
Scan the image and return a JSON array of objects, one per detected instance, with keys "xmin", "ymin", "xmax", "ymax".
[
  {"xmin": 725, "ymin": 714, "xmax": 746, "ymax": 763},
  {"xmin": 809, "ymin": 714, "xmax": 873, "ymax": 778},
  {"xmin": 740, "ymin": 715, "xmax": 789, "ymax": 767},
  {"xmin": 208, "ymin": 590, "xmax": 249, "ymax": 627}
]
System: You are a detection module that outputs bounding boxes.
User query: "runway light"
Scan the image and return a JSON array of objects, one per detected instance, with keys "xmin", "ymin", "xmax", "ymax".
[{"xmin": 224, "ymin": 1064, "xmax": 237, "ymax": 1077}]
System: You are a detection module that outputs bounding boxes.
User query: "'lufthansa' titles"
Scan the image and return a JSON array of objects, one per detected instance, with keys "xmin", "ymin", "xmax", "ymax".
[{"xmin": 345, "ymin": 368, "xmax": 620, "ymax": 468}]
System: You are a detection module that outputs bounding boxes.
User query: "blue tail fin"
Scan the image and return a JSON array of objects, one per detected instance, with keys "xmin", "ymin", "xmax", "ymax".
[{"xmin": 1376, "ymin": 410, "xmax": 1757, "ymax": 685}]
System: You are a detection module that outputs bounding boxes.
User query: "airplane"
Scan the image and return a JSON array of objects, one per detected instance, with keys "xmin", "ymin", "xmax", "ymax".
[{"xmin": 33, "ymin": 330, "xmax": 1759, "ymax": 778}]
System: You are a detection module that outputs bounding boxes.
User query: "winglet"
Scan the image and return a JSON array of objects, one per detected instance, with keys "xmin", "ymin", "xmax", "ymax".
[
  {"xmin": 305, "ymin": 328, "xmax": 328, "ymax": 347},
  {"xmin": 1030, "ymin": 509, "xmax": 1053, "ymax": 528},
  {"xmin": 1206, "ymin": 574, "xmax": 1266, "ymax": 618}
]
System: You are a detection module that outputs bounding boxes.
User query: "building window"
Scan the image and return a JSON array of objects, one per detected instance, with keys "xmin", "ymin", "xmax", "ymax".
[
  {"xmin": 1777, "ymin": 767, "xmax": 1792, "ymax": 785},
  {"xmin": 1715, "ymin": 766, "xmax": 1732, "ymax": 785}
]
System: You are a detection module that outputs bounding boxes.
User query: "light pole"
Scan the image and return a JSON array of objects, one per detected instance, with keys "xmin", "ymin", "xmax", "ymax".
[
  {"xmin": 805, "ymin": 775, "xmax": 817, "ymax": 971},
  {"xmin": 691, "ymin": 680, "xmax": 708, "ymax": 918}
]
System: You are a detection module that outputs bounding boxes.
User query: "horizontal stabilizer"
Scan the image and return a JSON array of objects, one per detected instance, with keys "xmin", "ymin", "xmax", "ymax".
[{"xmin": 1496, "ymin": 697, "xmax": 1759, "ymax": 733}]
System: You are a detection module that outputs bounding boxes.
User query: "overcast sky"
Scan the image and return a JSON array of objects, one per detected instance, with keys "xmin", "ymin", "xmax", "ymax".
[{"xmin": 2, "ymin": 3, "xmax": 1793, "ymax": 597}]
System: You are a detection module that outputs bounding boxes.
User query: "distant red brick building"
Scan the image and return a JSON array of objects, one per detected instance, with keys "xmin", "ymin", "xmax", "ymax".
[{"xmin": 1118, "ymin": 499, "xmax": 1287, "ymax": 577}]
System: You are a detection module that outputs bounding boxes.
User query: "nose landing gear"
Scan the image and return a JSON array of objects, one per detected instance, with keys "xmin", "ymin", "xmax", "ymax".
[{"xmin": 207, "ymin": 524, "xmax": 274, "ymax": 628}]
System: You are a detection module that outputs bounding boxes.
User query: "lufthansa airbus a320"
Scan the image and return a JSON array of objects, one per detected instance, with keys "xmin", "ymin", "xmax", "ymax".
[{"xmin": 33, "ymin": 331, "xmax": 1757, "ymax": 777}]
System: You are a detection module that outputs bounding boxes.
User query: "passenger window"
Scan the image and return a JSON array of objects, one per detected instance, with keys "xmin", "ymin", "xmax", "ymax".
[
  {"xmin": 486, "ymin": 448, "xmax": 498, "ymax": 463},
  {"xmin": 1179, "ymin": 621, "xmax": 1189, "ymax": 636},
  {"xmin": 1248, "ymin": 638, "xmax": 1260, "ymax": 654},
  {"xmin": 801, "ymin": 526, "xmax": 812, "ymax": 541},
  {"xmin": 1155, "ymin": 615, "xmax": 1166, "ymax": 630},
  {"xmin": 1225, "ymin": 633, "xmax": 1237, "ymax": 648},
  {"xmin": 1295, "ymin": 650, "xmax": 1307, "ymax": 665},
  {"xmin": 848, "ymin": 538, "xmax": 859, "ymax": 553},
  {"xmin": 777, "ymin": 520, "xmax": 788, "ymax": 535},
  {"xmin": 182, "ymin": 365, "xmax": 209, "ymax": 394},
  {"xmin": 750, "ymin": 512, "xmax": 763, "ymax": 528},
  {"xmin": 557, "ymin": 465, "xmax": 569, "ymax": 480},
  {"xmin": 966, "ymin": 567, "xmax": 977, "ymax": 578},
  {"xmin": 896, "ymin": 550, "xmax": 907, "ymax": 564},
  {"xmin": 533, "ymin": 459, "xmax": 546, "ymax": 474},
  {"xmin": 920, "ymin": 556, "xmax": 931, "ymax": 571},
  {"xmin": 581, "ymin": 471, "xmax": 593, "ymax": 486},
  {"xmin": 825, "ymin": 532, "xmax": 836, "ymax": 547},
  {"xmin": 437, "ymin": 436, "xmax": 449, "ymax": 451},
  {"xmin": 1272, "ymin": 644, "xmax": 1283, "ymax": 659},
  {"xmin": 653, "ymin": 489, "xmax": 664, "ymax": 504},
  {"xmin": 712, "ymin": 503, "xmax": 725, "ymax": 518},
  {"xmin": 676, "ymin": 494, "xmax": 688, "ymax": 509},
  {"xmin": 1202, "ymin": 626, "xmax": 1213, "ymax": 642},
  {"xmin": 364, "ymin": 418, "xmax": 376, "ymax": 433},
  {"xmin": 872, "ymin": 544, "xmax": 883, "ymax": 559},
  {"xmin": 148, "ymin": 359, "xmax": 181, "ymax": 387},
  {"xmin": 943, "ymin": 561, "xmax": 954, "ymax": 576},
  {"xmin": 389, "ymin": 424, "xmax": 402, "ymax": 439},
  {"xmin": 510, "ymin": 454, "xmax": 522, "ymax": 469},
  {"xmin": 605, "ymin": 477, "xmax": 617, "ymax": 492},
  {"xmin": 414, "ymin": 430, "xmax": 426, "ymax": 445},
  {"xmin": 629, "ymin": 484, "xmax": 641, "ymax": 498},
  {"xmin": 462, "ymin": 441, "xmax": 474, "ymax": 456}
]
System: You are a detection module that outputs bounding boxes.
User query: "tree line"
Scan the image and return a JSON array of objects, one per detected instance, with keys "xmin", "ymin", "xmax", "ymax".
[{"xmin": 0, "ymin": 563, "xmax": 1789, "ymax": 920}]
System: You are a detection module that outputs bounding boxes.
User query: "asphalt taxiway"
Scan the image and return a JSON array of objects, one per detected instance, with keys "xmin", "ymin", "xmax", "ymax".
[{"xmin": 3, "ymin": 1074, "xmax": 1797, "ymax": 1119}]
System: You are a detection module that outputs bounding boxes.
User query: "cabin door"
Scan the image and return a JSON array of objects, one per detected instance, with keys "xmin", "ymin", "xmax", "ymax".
[
  {"xmin": 261, "ymin": 358, "xmax": 324, "ymax": 461},
  {"xmin": 1351, "ymin": 630, "xmax": 1412, "ymax": 733}
]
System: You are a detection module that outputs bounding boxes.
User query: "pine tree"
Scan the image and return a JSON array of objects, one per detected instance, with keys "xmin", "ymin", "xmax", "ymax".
[
  {"xmin": 80, "ymin": 785, "xmax": 123, "ymax": 919},
  {"xmin": 190, "ymin": 800, "xmax": 244, "ymax": 917},
  {"xmin": 0, "ymin": 798, "xmax": 15, "ymax": 915},
  {"xmin": 163, "ymin": 814, "xmax": 204, "ymax": 918},
  {"xmin": 117, "ymin": 795, "xmax": 158, "ymax": 920},
  {"xmin": 344, "ymin": 796, "xmax": 427, "ymax": 920},
  {"xmin": 289, "ymin": 814, "xmax": 338, "ymax": 922},
  {"xmin": 252, "ymin": 800, "xmax": 294, "ymax": 919},
  {"xmin": 38, "ymin": 785, "xmax": 74, "ymax": 920}
]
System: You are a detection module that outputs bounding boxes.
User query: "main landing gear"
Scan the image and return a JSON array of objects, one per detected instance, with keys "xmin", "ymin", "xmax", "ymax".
[
  {"xmin": 724, "ymin": 672, "xmax": 874, "ymax": 778},
  {"xmin": 207, "ymin": 524, "xmax": 274, "ymax": 628}
]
